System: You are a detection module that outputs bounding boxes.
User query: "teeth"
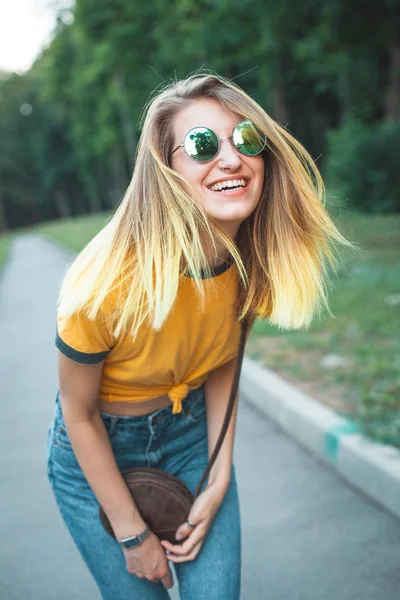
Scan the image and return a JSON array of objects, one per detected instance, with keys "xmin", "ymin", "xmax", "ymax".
[{"xmin": 210, "ymin": 178, "xmax": 247, "ymax": 192}]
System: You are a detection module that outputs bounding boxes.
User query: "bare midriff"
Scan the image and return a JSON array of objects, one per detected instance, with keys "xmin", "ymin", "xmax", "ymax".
[{"xmin": 98, "ymin": 393, "xmax": 173, "ymax": 417}]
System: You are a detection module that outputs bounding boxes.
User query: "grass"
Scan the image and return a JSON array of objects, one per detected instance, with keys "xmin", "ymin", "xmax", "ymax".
[
  {"xmin": 1, "ymin": 213, "xmax": 111, "ymax": 278},
  {"xmin": 0, "ymin": 232, "xmax": 13, "ymax": 274},
  {"xmin": 11, "ymin": 206, "xmax": 400, "ymax": 449},
  {"xmin": 36, "ymin": 212, "xmax": 112, "ymax": 253},
  {"xmin": 246, "ymin": 209, "xmax": 400, "ymax": 448}
]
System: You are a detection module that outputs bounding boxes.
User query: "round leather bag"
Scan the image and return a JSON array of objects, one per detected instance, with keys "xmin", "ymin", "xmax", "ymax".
[{"xmin": 99, "ymin": 467, "xmax": 194, "ymax": 545}]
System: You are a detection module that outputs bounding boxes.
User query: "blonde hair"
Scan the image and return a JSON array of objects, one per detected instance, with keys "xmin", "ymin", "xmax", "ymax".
[{"xmin": 58, "ymin": 71, "xmax": 353, "ymax": 340}]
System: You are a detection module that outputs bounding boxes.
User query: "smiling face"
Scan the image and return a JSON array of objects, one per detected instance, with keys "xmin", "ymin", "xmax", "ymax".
[{"xmin": 170, "ymin": 98, "xmax": 265, "ymax": 240}]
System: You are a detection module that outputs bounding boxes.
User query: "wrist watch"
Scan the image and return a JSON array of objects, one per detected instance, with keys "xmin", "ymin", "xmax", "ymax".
[{"xmin": 117, "ymin": 526, "xmax": 150, "ymax": 549}]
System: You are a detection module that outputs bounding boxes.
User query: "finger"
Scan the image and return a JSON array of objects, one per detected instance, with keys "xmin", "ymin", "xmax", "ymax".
[
  {"xmin": 175, "ymin": 519, "xmax": 198, "ymax": 541},
  {"xmin": 164, "ymin": 539, "xmax": 203, "ymax": 563},
  {"xmin": 161, "ymin": 537, "xmax": 194, "ymax": 555},
  {"xmin": 161, "ymin": 530, "xmax": 204, "ymax": 556},
  {"xmin": 161, "ymin": 568, "xmax": 174, "ymax": 589},
  {"xmin": 162, "ymin": 541, "xmax": 181, "ymax": 559}
]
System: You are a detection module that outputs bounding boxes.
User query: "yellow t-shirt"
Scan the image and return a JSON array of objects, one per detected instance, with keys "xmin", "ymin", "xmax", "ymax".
[{"xmin": 55, "ymin": 258, "xmax": 248, "ymax": 414}]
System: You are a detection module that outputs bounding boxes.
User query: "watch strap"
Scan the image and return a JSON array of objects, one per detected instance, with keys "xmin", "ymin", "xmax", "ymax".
[{"xmin": 118, "ymin": 526, "xmax": 150, "ymax": 549}]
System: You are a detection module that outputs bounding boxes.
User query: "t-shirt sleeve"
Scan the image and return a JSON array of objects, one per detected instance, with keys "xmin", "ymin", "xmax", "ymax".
[{"xmin": 55, "ymin": 306, "xmax": 114, "ymax": 364}]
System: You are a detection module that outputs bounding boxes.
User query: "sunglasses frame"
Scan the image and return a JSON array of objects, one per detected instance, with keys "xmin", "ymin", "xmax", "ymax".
[{"xmin": 170, "ymin": 120, "xmax": 267, "ymax": 163}]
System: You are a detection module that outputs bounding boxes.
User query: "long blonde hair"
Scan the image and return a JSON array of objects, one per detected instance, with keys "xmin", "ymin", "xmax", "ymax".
[{"xmin": 58, "ymin": 71, "xmax": 352, "ymax": 339}]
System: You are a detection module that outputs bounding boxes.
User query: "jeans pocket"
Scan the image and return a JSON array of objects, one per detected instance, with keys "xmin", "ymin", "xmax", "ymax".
[{"xmin": 53, "ymin": 417, "xmax": 75, "ymax": 452}]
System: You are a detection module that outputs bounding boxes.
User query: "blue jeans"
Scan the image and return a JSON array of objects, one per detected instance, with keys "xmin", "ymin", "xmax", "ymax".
[{"xmin": 46, "ymin": 384, "xmax": 241, "ymax": 599}]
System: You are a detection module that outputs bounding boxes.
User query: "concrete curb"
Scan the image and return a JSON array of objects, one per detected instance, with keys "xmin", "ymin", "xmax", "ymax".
[{"xmin": 240, "ymin": 355, "xmax": 400, "ymax": 521}]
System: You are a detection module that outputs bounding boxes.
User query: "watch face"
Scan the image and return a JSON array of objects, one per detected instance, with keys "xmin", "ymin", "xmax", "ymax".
[
  {"xmin": 119, "ymin": 528, "xmax": 149, "ymax": 549},
  {"xmin": 122, "ymin": 537, "xmax": 141, "ymax": 549}
]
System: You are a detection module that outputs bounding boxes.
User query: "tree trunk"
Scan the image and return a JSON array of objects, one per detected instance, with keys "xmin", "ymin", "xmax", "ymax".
[
  {"xmin": 80, "ymin": 164, "xmax": 103, "ymax": 213},
  {"xmin": 55, "ymin": 188, "xmax": 71, "ymax": 219},
  {"xmin": 114, "ymin": 69, "xmax": 137, "ymax": 167},
  {"xmin": 29, "ymin": 205, "xmax": 39, "ymax": 226},
  {"xmin": 0, "ymin": 194, "xmax": 9, "ymax": 233},
  {"xmin": 274, "ymin": 79, "xmax": 290, "ymax": 126},
  {"xmin": 109, "ymin": 146, "xmax": 127, "ymax": 208},
  {"xmin": 384, "ymin": 41, "xmax": 400, "ymax": 122}
]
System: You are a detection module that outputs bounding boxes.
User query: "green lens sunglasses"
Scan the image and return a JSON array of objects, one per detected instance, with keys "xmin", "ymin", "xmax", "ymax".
[{"xmin": 170, "ymin": 120, "xmax": 267, "ymax": 163}]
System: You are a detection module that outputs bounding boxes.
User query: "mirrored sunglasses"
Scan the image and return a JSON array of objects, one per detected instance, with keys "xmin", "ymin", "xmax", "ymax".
[{"xmin": 170, "ymin": 120, "xmax": 267, "ymax": 163}]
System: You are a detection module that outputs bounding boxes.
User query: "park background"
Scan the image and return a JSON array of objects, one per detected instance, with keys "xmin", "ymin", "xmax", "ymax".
[{"xmin": 0, "ymin": 0, "xmax": 399, "ymax": 449}]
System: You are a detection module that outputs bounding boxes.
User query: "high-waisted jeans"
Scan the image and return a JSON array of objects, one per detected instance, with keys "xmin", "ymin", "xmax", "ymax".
[{"xmin": 46, "ymin": 383, "xmax": 241, "ymax": 599}]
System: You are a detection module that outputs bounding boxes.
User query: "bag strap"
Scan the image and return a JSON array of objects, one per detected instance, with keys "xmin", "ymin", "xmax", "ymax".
[{"xmin": 193, "ymin": 318, "xmax": 248, "ymax": 500}]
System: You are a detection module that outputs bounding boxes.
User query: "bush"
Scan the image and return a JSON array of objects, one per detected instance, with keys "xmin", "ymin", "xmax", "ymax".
[{"xmin": 326, "ymin": 119, "xmax": 400, "ymax": 213}]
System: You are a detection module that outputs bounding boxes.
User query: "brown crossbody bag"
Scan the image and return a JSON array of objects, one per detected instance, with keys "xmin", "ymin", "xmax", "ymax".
[{"xmin": 99, "ymin": 318, "xmax": 248, "ymax": 545}]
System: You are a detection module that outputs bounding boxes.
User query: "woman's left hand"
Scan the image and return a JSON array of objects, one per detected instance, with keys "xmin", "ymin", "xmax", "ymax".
[{"xmin": 160, "ymin": 482, "xmax": 227, "ymax": 563}]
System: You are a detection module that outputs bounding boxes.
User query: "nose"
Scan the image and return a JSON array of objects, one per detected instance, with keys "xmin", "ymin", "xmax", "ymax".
[{"xmin": 217, "ymin": 138, "xmax": 243, "ymax": 171}]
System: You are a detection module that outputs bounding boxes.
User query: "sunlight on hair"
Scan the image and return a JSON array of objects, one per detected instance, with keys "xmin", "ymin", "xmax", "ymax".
[{"xmin": 57, "ymin": 70, "xmax": 355, "ymax": 340}]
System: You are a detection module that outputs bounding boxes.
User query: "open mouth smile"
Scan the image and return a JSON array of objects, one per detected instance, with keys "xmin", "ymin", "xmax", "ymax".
[{"xmin": 206, "ymin": 178, "xmax": 250, "ymax": 195}]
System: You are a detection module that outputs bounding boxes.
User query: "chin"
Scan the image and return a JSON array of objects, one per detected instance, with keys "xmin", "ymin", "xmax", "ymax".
[
  {"xmin": 209, "ymin": 204, "xmax": 255, "ymax": 224},
  {"xmin": 209, "ymin": 214, "xmax": 250, "ymax": 234}
]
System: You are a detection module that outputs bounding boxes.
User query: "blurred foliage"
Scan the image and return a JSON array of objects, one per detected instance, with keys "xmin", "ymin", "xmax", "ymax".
[
  {"xmin": 327, "ymin": 119, "xmax": 400, "ymax": 213},
  {"xmin": 0, "ymin": 0, "xmax": 399, "ymax": 231}
]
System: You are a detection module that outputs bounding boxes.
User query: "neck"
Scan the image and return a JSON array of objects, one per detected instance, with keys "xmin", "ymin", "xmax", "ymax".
[{"xmin": 202, "ymin": 221, "xmax": 241, "ymax": 268}]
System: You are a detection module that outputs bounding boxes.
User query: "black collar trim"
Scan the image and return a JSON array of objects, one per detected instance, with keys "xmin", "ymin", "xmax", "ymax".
[{"xmin": 184, "ymin": 255, "xmax": 234, "ymax": 279}]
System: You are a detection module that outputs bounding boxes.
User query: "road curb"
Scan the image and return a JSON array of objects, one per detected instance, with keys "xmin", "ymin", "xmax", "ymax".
[{"xmin": 240, "ymin": 355, "xmax": 400, "ymax": 521}]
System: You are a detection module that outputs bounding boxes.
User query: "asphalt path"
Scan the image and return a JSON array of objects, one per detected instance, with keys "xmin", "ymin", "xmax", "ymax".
[{"xmin": 0, "ymin": 233, "xmax": 399, "ymax": 600}]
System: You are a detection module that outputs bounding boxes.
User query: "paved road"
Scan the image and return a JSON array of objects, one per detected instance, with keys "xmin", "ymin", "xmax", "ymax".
[{"xmin": 0, "ymin": 233, "xmax": 399, "ymax": 600}]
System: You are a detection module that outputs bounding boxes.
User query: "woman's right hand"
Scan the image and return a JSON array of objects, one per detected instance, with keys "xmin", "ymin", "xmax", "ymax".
[{"xmin": 122, "ymin": 531, "xmax": 174, "ymax": 589}]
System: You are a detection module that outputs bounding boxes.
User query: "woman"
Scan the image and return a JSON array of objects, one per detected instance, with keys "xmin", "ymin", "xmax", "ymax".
[{"xmin": 47, "ymin": 72, "xmax": 350, "ymax": 599}]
